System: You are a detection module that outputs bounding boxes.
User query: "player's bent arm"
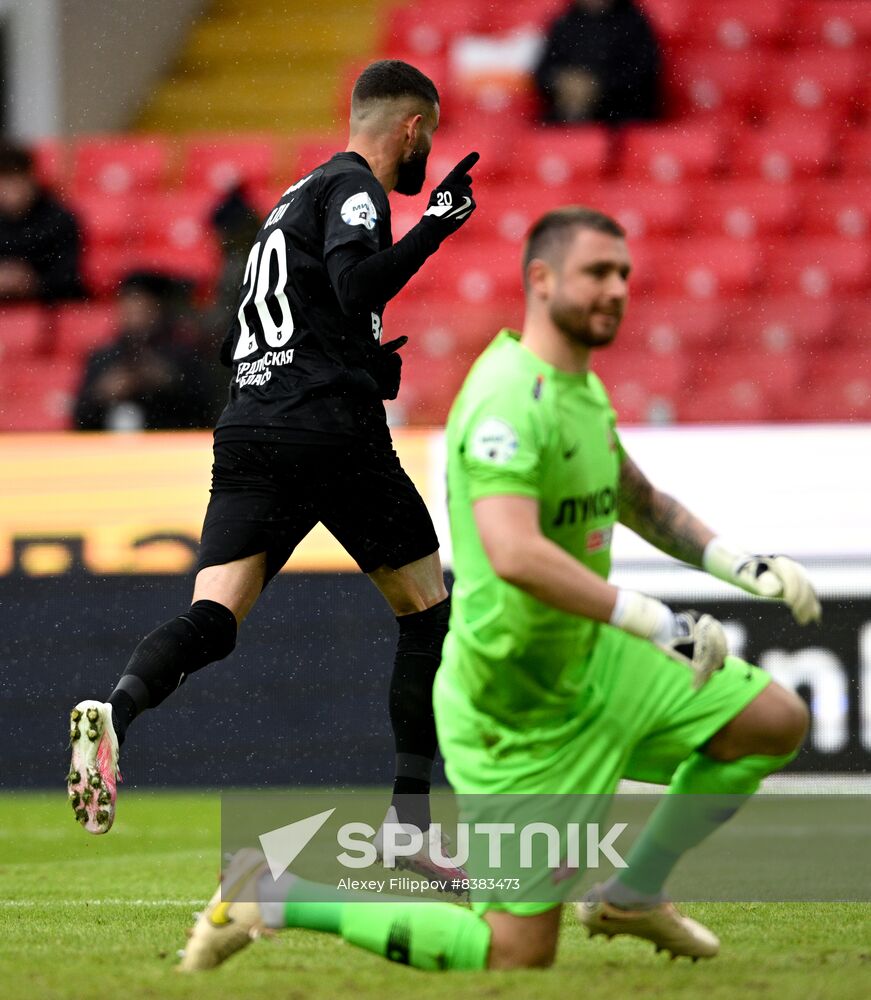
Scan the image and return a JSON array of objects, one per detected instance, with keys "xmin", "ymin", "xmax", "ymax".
[
  {"xmin": 326, "ymin": 226, "xmax": 441, "ymax": 315},
  {"xmin": 473, "ymin": 494, "xmax": 619, "ymax": 622},
  {"xmin": 617, "ymin": 453, "xmax": 715, "ymax": 568},
  {"xmin": 473, "ymin": 494, "xmax": 729, "ymax": 689}
]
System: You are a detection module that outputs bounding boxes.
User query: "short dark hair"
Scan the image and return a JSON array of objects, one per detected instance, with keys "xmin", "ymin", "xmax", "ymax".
[
  {"xmin": 522, "ymin": 206, "xmax": 626, "ymax": 278},
  {"xmin": 0, "ymin": 142, "xmax": 34, "ymax": 177},
  {"xmin": 352, "ymin": 59, "xmax": 439, "ymax": 110}
]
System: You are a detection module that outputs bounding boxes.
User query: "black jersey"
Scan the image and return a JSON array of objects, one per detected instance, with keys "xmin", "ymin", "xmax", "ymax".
[{"xmin": 215, "ymin": 152, "xmax": 393, "ymax": 443}]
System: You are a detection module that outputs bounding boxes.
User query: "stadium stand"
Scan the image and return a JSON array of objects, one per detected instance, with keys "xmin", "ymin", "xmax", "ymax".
[{"xmin": 1, "ymin": 0, "xmax": 870, "ymax": 431}]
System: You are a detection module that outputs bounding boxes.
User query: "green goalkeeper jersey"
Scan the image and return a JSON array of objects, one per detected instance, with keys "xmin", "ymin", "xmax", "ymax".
[{"xmin": 443, "ymin": 329, "xmax": 625, "ymax": 723}]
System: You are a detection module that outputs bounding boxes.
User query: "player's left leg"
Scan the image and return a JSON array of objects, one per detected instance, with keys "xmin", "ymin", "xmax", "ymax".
[
  {"xmin": 369, "ymin": 549, "xmax": 449, "ymax": 826},
  {"xmin": 318, "ymin": 433, "xmax": 456, "ymax": 875},
  {"xmin": 180, "ymin": 848, "xmax": 493, "ymax": 974},
  {"xmin": 594, "ymin": 647, "xmax": 808, "ymax": 918}
]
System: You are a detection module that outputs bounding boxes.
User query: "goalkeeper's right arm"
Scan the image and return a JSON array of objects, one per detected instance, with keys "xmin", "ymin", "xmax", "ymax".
[{"xmin": 474, "ymin": 495, "xmax": 728, "ymax": 689}]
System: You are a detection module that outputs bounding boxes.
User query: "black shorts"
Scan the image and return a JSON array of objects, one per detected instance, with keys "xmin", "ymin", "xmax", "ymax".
[{"xmin": 196, "ymin": 434, "xmax": 440, "ymax": 584}]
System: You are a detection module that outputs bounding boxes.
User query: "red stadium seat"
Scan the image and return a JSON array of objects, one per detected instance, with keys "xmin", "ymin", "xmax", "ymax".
[
  {"xmin": 724, "ymin": 296, "xmax": 840, "ymax": 352},
  {"xmin": 32, "ymin": 138, "xmax": 66, "ymax": 190},
  {"xmin": 592, "ymin": 352, "xmax": 685, "ymax": 424},
  {"xmin": 619, "ymin": 298, "xmax": 725, "ymax": 355},
  {"xmin": 765, "ymin": 238, "xmax": 871, "ymax": 297},
  {"xmin": 509, "ymin": 128, "xmax": 611, "ymax": 186},
  {"xmin": 690, "ymin": 180, "xmax": 800, "ymax": 238},
  {"xmin": 81, "ymin": 245, "xmax": 138, "ymax": 298},
  {"xmin": 0, "ymin": 305, "xmax": 48, "ymax": 359},
  {"xmin": 422, "ymin": 129, "xmax": 515, "ymax": 189},
  {"xmin": 473, "ymin": 186, "xmax": 581, "ymax": 246},
  {"xmin": 72, "ymin": 135, "xmax": 171, "ymax": 196},
  {"xmin": 731, "ymin": 119, "xmax": 836, "ymax": 180},
  {"xmin": 642, "ymin": 0, "xmax": 692, "ymax": 46},
  {"xmin": 397, "ymin": 351, "xmax": 478, "ymax": 426},
  {"xmin": 619, "ymin": 125, "xmax": 724, "ymax": 182},
  {"xmin": 384, "ymin": 298, "xmax": 508, "ymax": 358},
  {"xmin": 570, "ymin": 182, "xmax": 688, "ymax": 238},
  {"xmin": 647, "ymin": 237, "xmax": 762, "ymax": 298},
  {"xmin": 126, "ymin": 244, "xmax": 221, "ymax": 291},
  {"xmin": 414, "ymin": 240, "xmax": 521, "ymax": 306},
  {"xmin": 136, "ymin": 192, "xmax": 221, "ymax": 288},
  {"xmin": 795, "ymin": 351, "xmax": 871, "ymax": 422},
  {"xmin": 381, "ymin": 1, "xmax": 482, "ymax": 58},
  {"xmin": 69, "ymin": 194, "xmax": 138, "ymax": 248},
  {"xmin": 677, "ymin": 381, "xmax": 774, "ymax": 423},
  {"xmin": 483, "ymin": 0, "xmax": 567, "ymax": 34},
  {"xmin": 249, "ymin": 180, "xmax": 285, "ymax": 218},
  {"xmin": 682, "ymin": 351, "xmax": 804, "ymax": 422},
  {"xmin": 839, "ymin": 299, "xmax": 871, "ymax": 349},
  {"xmin": 764, "ymin": 50, "xmax": 865, "ymax": 120},
  {"xmin": 685, "ymin": 0, "xmax": 792, "ymax": 50},
  {"xmin": 838, "ymin": 129, "xmax": 871, "ymax": 176},
  {"xmin": 800, "ymin": 180, "xmax": 870, "ymax": 239},
  {"xmin": 0, "ymin": 360, "xmax": 80, "ymax": 431},
  {"xmin": 52, "ymin": 303, "xmax": 119, "ymax": 358},
  {"xmin": 668, "ymin": 49, "xmax": 760, "ymax": 122},
  {"xmin": 291, "ymin": 134, "xmax": 345, "ymax": 177},
  {"xmin": 795, "ymin": 1, "xmax": 871, "ymax": 49},
  {"xmin": 182, "ymin": 136, "xmax": 279, "ymax": 194}
]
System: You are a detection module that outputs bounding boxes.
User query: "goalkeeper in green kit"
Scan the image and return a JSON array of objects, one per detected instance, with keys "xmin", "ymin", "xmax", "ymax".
[
  {"xmin": 180, "ymin": 206, "xmax": 820, "ymax": 973},
  {"xmin": 432, "ymin": 206, "xmax": 820, "ymax": 967}
]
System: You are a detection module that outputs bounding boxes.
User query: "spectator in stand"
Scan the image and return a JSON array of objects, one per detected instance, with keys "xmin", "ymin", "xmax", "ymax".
[
  {"xmin": 199, "ymin": 185, "xmax": 262, "ymax": 419},
  {"xmin": 534, "ymin": 0, "xmax": 661, "ymax": 126},
  {"xmin": 0, "ymin": 142, "xmax": 84, "ymax": 301},
  {"xmin": 73, "ymin": 270, "xmax": 211, "ymax": 431}
]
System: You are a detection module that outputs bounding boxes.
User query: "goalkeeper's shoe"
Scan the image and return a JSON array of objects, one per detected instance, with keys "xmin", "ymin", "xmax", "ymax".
[
  {"xmin": 577, "ymin": 885, "xmax": 719, "ymax": 960},
  {"xmin": 179, "ymin": 848, "xmax": 272, "ymax": 972},
  {"xmin": 374, "ymin": 806, "xmax": 468, "ymax": 894},
  {"xmin": 67, "ymin": 700, "xmax": 120, "ymax": 835}
]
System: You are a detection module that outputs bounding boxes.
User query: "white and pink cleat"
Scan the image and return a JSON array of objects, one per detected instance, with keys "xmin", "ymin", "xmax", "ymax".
[
  {"xmin": 67, "ymin": 700, "xmax": 121, "ymax": 834},
  {"xmin": 374, "ymin": 806, "xmax": 468, "ymax": 895}
]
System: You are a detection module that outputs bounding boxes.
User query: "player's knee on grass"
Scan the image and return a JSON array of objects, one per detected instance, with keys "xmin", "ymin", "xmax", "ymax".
[
  {"xmin": 484, "ymin": 908, "xmax": 561, "ymax": 970},
  {"xmin": 706, "ymin": 681, "xmax": 809, "ymax": 762}
]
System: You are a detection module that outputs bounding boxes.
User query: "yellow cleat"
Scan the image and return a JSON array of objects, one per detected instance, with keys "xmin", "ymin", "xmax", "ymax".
[
  {"xmin": 178, "ymin": 849, "xmax": 272, "ymax": 972},
  {"xmin": 576, "ymin": 885, "xmax": 719, "ymax": 960}
]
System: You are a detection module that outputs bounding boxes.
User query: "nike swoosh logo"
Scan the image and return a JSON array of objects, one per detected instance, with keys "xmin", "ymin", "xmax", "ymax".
[
  {"xmin": 450, "ymin": 196, "xmax": 472, "ymax": 220},
  {"xmin": 563, "ymin": 445, "xmax": 578, "ymax": 459}
]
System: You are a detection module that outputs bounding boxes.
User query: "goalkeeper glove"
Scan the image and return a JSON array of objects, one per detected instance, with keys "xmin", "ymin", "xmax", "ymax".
[
  {"xmin": 370, "ymin": 335, "xmax": 407, "ymax": 400},
  {"xmin": 419, "ymin": 152, "xmax": 479, "ymax": 240},
  {"xmin": 610, "ymin": 589, "xmax": 728, "ymax": 690},
  {"xmin": 703, "ymin": 538, "xmax": 822, "ymax": 626}
]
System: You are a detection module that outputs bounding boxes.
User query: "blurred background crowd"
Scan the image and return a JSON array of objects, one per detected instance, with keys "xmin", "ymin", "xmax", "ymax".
[{"xmin": 0, "ymin": 0, "xmax": 869, "ymax": 431}]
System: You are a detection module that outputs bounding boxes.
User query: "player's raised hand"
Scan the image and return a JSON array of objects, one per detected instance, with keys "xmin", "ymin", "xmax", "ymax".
[
  {"xmin": 703, "ymin": 539, "xmax": 822, "ymax": 626},
  {"xmin": 421, "ymin": 151, "xmax": 479, "ymax": 238}
]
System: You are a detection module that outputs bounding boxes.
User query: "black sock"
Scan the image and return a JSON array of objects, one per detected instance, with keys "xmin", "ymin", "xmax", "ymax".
[
  {"xmin": 389, "ymin": 597, "xmax": 450, "ymax": 830},
  {"xmin": 107, "ymin": 599, "xmax": 237, "ymax": 744}
]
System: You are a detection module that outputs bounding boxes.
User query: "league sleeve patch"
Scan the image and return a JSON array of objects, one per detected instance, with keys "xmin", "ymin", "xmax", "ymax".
[
  {"xmin": 469, "ymin": 417, "xmax": 519, "ymax": 465},
  {"xmin": 340, "ymin": 192, "xmax": 378, "ymax": 231}
]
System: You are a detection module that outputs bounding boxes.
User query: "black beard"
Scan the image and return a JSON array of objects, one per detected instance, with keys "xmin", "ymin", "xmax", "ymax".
[
  {"xmin": 394, "ymin": 152, "xmax": 428, "ymax": 196},
  {"xmin": 549, "ymin": 300, "xmax": 618, "ymax": 348}
]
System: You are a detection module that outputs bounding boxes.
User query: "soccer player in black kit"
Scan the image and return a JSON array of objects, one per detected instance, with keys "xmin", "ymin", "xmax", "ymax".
[{"xmin": 67, "ymin": 61, "xmax": 478, "ymax": 880}]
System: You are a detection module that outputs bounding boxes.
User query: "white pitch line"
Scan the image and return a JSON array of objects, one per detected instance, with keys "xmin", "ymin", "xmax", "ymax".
[{"xmin": 0, "ymin": 899, "xmax": 207, "ymax": 907}]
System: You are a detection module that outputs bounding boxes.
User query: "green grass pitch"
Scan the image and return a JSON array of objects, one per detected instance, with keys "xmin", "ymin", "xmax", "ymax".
[{"xmin": 2, "ymin": 791, "xmax": 869, "ymax": 1000}]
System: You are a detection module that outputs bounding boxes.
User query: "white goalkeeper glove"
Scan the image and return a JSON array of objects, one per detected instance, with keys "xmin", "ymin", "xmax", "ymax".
[
  {"xmin": 610, "ymin": 590, "xmax": 728, "ymax": 690},
  {"xmin": 703, "ymin": 538, "xmax": 822, "ymax": 626}
]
